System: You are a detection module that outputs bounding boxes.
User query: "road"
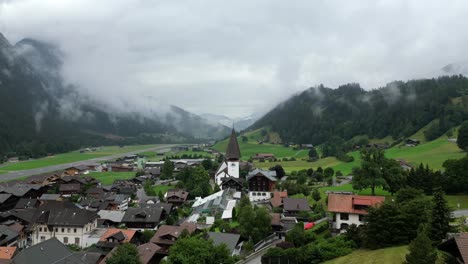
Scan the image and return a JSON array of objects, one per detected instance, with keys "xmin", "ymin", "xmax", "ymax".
[
  {"xmin": 453, "ymin": 210, "xmax": 468, "ymax": 218},
  {"xmin": 0, "ymin": 144, "xmax": 174, "ymax": 182}
]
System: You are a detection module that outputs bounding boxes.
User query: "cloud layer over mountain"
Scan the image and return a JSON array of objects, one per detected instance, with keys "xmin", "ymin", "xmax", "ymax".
[{"xmin": 1, "ymin": 0, "xmax": 468, "ymax": 117}]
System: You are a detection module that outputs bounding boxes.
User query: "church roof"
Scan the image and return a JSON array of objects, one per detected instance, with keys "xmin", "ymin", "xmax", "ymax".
[{"xmin": 225, "ymin": 128, "xmax": 241, "ymax": 160}]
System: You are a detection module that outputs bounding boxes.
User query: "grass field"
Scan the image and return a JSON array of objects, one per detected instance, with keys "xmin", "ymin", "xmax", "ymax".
[
  {"xmin": 324, "ymin": 246, "xmax": 408, "ymax": 264},
  {"xmin": 85, "ymin": 172, "xmax": 136, "ymax": 185},
  {"xmin": 153, "ymin": 184, "xmax": 172, "ymax": 195},
  {"xmin": 254, "ymin": 135, "xmax": 463, "ymax": 175},
  {"xmin": 213, "ymin": 129, "xmax": 308, "ymax": 160},
  {"xmin": 0, "ymin": 144, "xmax": 160, "ymax": 173},
  {"xmin": 386, "ymin": 137, "xmax": 464, "ymax": 170}
]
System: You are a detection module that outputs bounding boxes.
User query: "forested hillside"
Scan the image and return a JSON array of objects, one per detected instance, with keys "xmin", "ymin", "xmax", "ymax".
[
  {"xmin": 252, "ymin": 76, "xmax": 468, "ymax": 146},
  {"xmin": 0, "ymin": 33, "xmax": 229, "ymax": 160}
]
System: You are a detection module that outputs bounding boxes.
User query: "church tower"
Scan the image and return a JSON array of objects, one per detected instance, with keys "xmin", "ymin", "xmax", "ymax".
[
  {"xmin": 215, "ymin": 128, "xmax": 241, "ymax": 185},
  {"xmin": 225, "ymin": 128, "xmax": 241, "ymax": 178}
]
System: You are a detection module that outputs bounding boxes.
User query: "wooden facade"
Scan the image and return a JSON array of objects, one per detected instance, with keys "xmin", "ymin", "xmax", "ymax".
[{"xmin": 248, "ymin": 175, "xmax": 276, "ymax": 192}]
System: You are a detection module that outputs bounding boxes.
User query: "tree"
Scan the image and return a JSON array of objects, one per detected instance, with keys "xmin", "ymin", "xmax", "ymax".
[
  {"xmin": 164, "ymin": 235, "xmax": 234, "ymax": 264},
  {"xmin": 308, "ymin": 147, "xmax": 318, "ymax": 160},
  {"xmin": 429, "ymin": 188, "xmax": 453, "ymax": 242},
  {"xmin": 395, "ymin": 187, "xmax": 424, "ymax": 204},
  {"xmin": 106, "ymin": 243, "xmax": 142, "ymax": 264},
  {"xmin": 161, "ymin": 159, "xmax": 174, "ymax": 180},
  {"xmin": 324, "ymin": 167, "xmax": 334, "ymax": 178},
  {"xmin": 142, "ymin": 230, "xmax": 156, "ymax": 243},
  {"xmin": 405, "ymin": 228, "xmax": 437, "ymax": 264},
  {"xmin": 457, "ymin": 121, "xmax": 468, "ymax": 151},
  {"xmin": 158, "ymin": 190, "xmax": 164, "ymax": 201},
  {"xmin": 312, "ymin": 189, "xmax": 321, "ymax": 202},
  {"xmin": 238, "ymin": 198, "xmax": 272, "ymax": 243},
  {"xmin": 269, "ymin": 165, "xmax": 286, "ymax": 179},
  {"xmin": 352, "ymin": 148, "xmax": 404, "ymax": 195},
  {"xmin": 201, "ymin": 159, "xmax": 213, "ymax": 170}
]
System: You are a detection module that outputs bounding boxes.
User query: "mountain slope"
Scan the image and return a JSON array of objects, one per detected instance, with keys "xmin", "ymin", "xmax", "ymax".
[
  {"xmin": 251, "ymin": 76, "xmax": 468, "ymax": 145},
  {"xmin": 0, "ymin": 33, "xmax": 229, "ymax": 159}
]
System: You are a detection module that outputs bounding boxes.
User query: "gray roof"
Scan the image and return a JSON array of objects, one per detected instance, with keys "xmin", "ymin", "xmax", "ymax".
[
  {"xmin": 97, "ymin": 210, "xmax": 125, "ymax": 223},
  {"xmin": 0, "ymin": 194, "xmax": 13, "ymax": 203},
  {"xmin": 54, "ymin": 252, "xmax": 101, "ymax": 264},
  {"xmin": 35, "ymin": 208, "xmax": 98, "ymax": 227},
  {"xmin": 225, "ymin": 129, "xmax": 241, "ymax": 160},
  {"xmin": 0, "ymin": 225, "xmax": 19, "ymax": 246},
  {"xmin": 12, "ymin": 237, "xmax": 71, "ymax": 264},
  {"xmin": 12, "ymin": 237, "xmax": 100, "ymax": 264},
  {"xmin": 246, "ymin": 169, "xmax": 278, "ymax": 182},
  {"xmin": 283, "ymin": 198, "xmax": 311, "ymax": 212},
  {"xmin": 14, "ymin": 198, "xmax": 39, "ymax": 209},
  {"xmin": 0, "ymin": 184, "xmax": 42, "ymax": 197},
  {"xmin": 207, "ymin": 232, "xmax": 240, "ymax": 253},
  {"xmin": 39, "ymin": 194, "xmax": 61, "ymax": 201},
  {"xmin": 122, "ymin": 208, "xmax": 163, "ymax": 224}
]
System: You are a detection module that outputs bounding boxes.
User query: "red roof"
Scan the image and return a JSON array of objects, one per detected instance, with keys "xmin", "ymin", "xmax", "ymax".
[
  {"xmin": 327, "ymin": 193, "xmax": 385, "ymax": 214},
  {"xmin": 270, "ymin": 191, "xmax": 288, "ymax": 208}
]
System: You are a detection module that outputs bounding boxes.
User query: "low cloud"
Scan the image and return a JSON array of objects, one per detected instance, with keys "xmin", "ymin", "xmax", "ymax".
[{"xmin": 1, "ymin": 0, "xmax": 468, "ymax": 117}]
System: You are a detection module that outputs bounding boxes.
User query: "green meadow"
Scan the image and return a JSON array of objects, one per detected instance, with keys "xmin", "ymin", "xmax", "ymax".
[
  {"xmin": 0, "ymin": 144, "xmax": 160, "ymax": 173},
  {"xmin": 86, "ymin": 172, "xmax": 136, "ymax": 185},
  {"xmin": 324, "ymin": 246, "xmax": 408, "ymax": 264}
]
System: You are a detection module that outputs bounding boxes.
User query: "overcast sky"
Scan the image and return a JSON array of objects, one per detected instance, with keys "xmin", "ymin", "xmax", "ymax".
[{"xmin": 1, "ymin": 0, "xmax": 468, "ymax": 118}]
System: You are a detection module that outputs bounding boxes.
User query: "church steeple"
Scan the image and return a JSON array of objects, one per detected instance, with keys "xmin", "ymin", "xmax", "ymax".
[{"xmin": 225, "ymin": 128, "xmax": 241, "ymax": 160}]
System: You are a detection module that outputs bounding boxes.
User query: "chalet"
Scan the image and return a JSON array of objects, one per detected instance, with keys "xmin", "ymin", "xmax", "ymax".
[
  {"xmin": 111, "ymin": 180, "xmax": 137, "ymax": 195},
  {"xmin": 283, "ymin": 198, "xmax": 311, "ymax": 216},
  {"xmin": 251, "ymin": 153, "xmax": 275, "ymax": 161},
  {"xmin": 207, "ymin": 232, "xmax": 242, "ymax": 256},
  {"xmin": 96, "ymin": 228, "xmax": 139, "ymax": 249},
  {"xmin": 122, "ymin": 207, "xmax": 164, "ymax": 229},
  {"xmin": 31, "ymin": 208, "xmax": 99, "ymax": 248},
  {"xmin": 146, "ymin": 167, "xmax": 161, "ymax": 177},
  {"xmin": 438, "ymin": 233, "xmax": 468, "ymax": 263},
  {"xmin": 165, "ymin": 189, "xmax": 189, "ymax": 205},
  {"xmin": 64, "ymin": 165, "xmax": 90, "ymax": 175},
  {"xmin": 137, "ymin": 243, "xmax": 161, "ymax": 264},
  {"xmin": 86, "ymin": 187, "xmax": 106, "ymax": 198},
  {"xmin": 220, "ymin": 177, "xmax": 245, "ymax": 192},
  {"xmin": 270, "ymin": 191, "xmax": 288, "ymax": 208},
  {"xmin": 327, "ymin": 193, "xmax": 385, "ymax": 230},
  {"xmin": 247, "ymin": 169, "xmax": 278, "ymax": 201},
  {"xmin": 405, "ymin": 138, "xmax": 421, "ymax": 147},
  {"xmin": 150, "ymin": 223, "xmax": 197, "ymax": 255},
  {"xmin": 59, "ymin": 183, "xmax": 81, "ymax": 195},
  {"xmin": 110, "ymin": 164, "xmax": 134, "ymax": 172}
]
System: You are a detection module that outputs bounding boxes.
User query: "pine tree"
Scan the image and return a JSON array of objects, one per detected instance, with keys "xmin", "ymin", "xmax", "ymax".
[
  {"xmin": 429, "ymin": 188, "xmax": 453, "ymax": 242},
  {"xmin": 457, "ymin": 121, "xmax": 468, "ymax": 151},
  {"xmin": 405, "ymin": 228, "xmax": 437, "ymax": 264}
]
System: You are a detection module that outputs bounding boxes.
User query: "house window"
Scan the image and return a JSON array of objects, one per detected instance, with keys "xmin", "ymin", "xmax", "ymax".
[
  {"xmin": 341, "ymin": 223, "xmax": 349, "ymax": 230},
  {"xmin": 62, "ymin": 228, "xmax": 64, "ymax": 233},
  {"xmin": 75, "ymin": 237, "xmax": 80, "ymax": 246},
  {"xmin": 40, "ymin": 236, "xmax": 46, "ymax": 242},
  {"xmin": 63, "ymin": 237, "xmax": 68, "ymax": 244},
  {"xmin": 55, "ymin": 228, "xmax": 58, "ymax": 232},
  {"xmin": 359, "ymin": 215, "xmax": 364, "ymax": 221},
  {"xmin": 39, "ymin": 227, "xmax": 42, "ymax": 232},
  {"xmin": 340, "ymin": 213, "xmax": 349, "ymax": 220},
  {"xmin": 68, "ymin": 228, "xmax": 71, "ymax": 233},
  {"xmin": 74, "ymin": 228, "xmax": 77, "ymax": 233}
]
